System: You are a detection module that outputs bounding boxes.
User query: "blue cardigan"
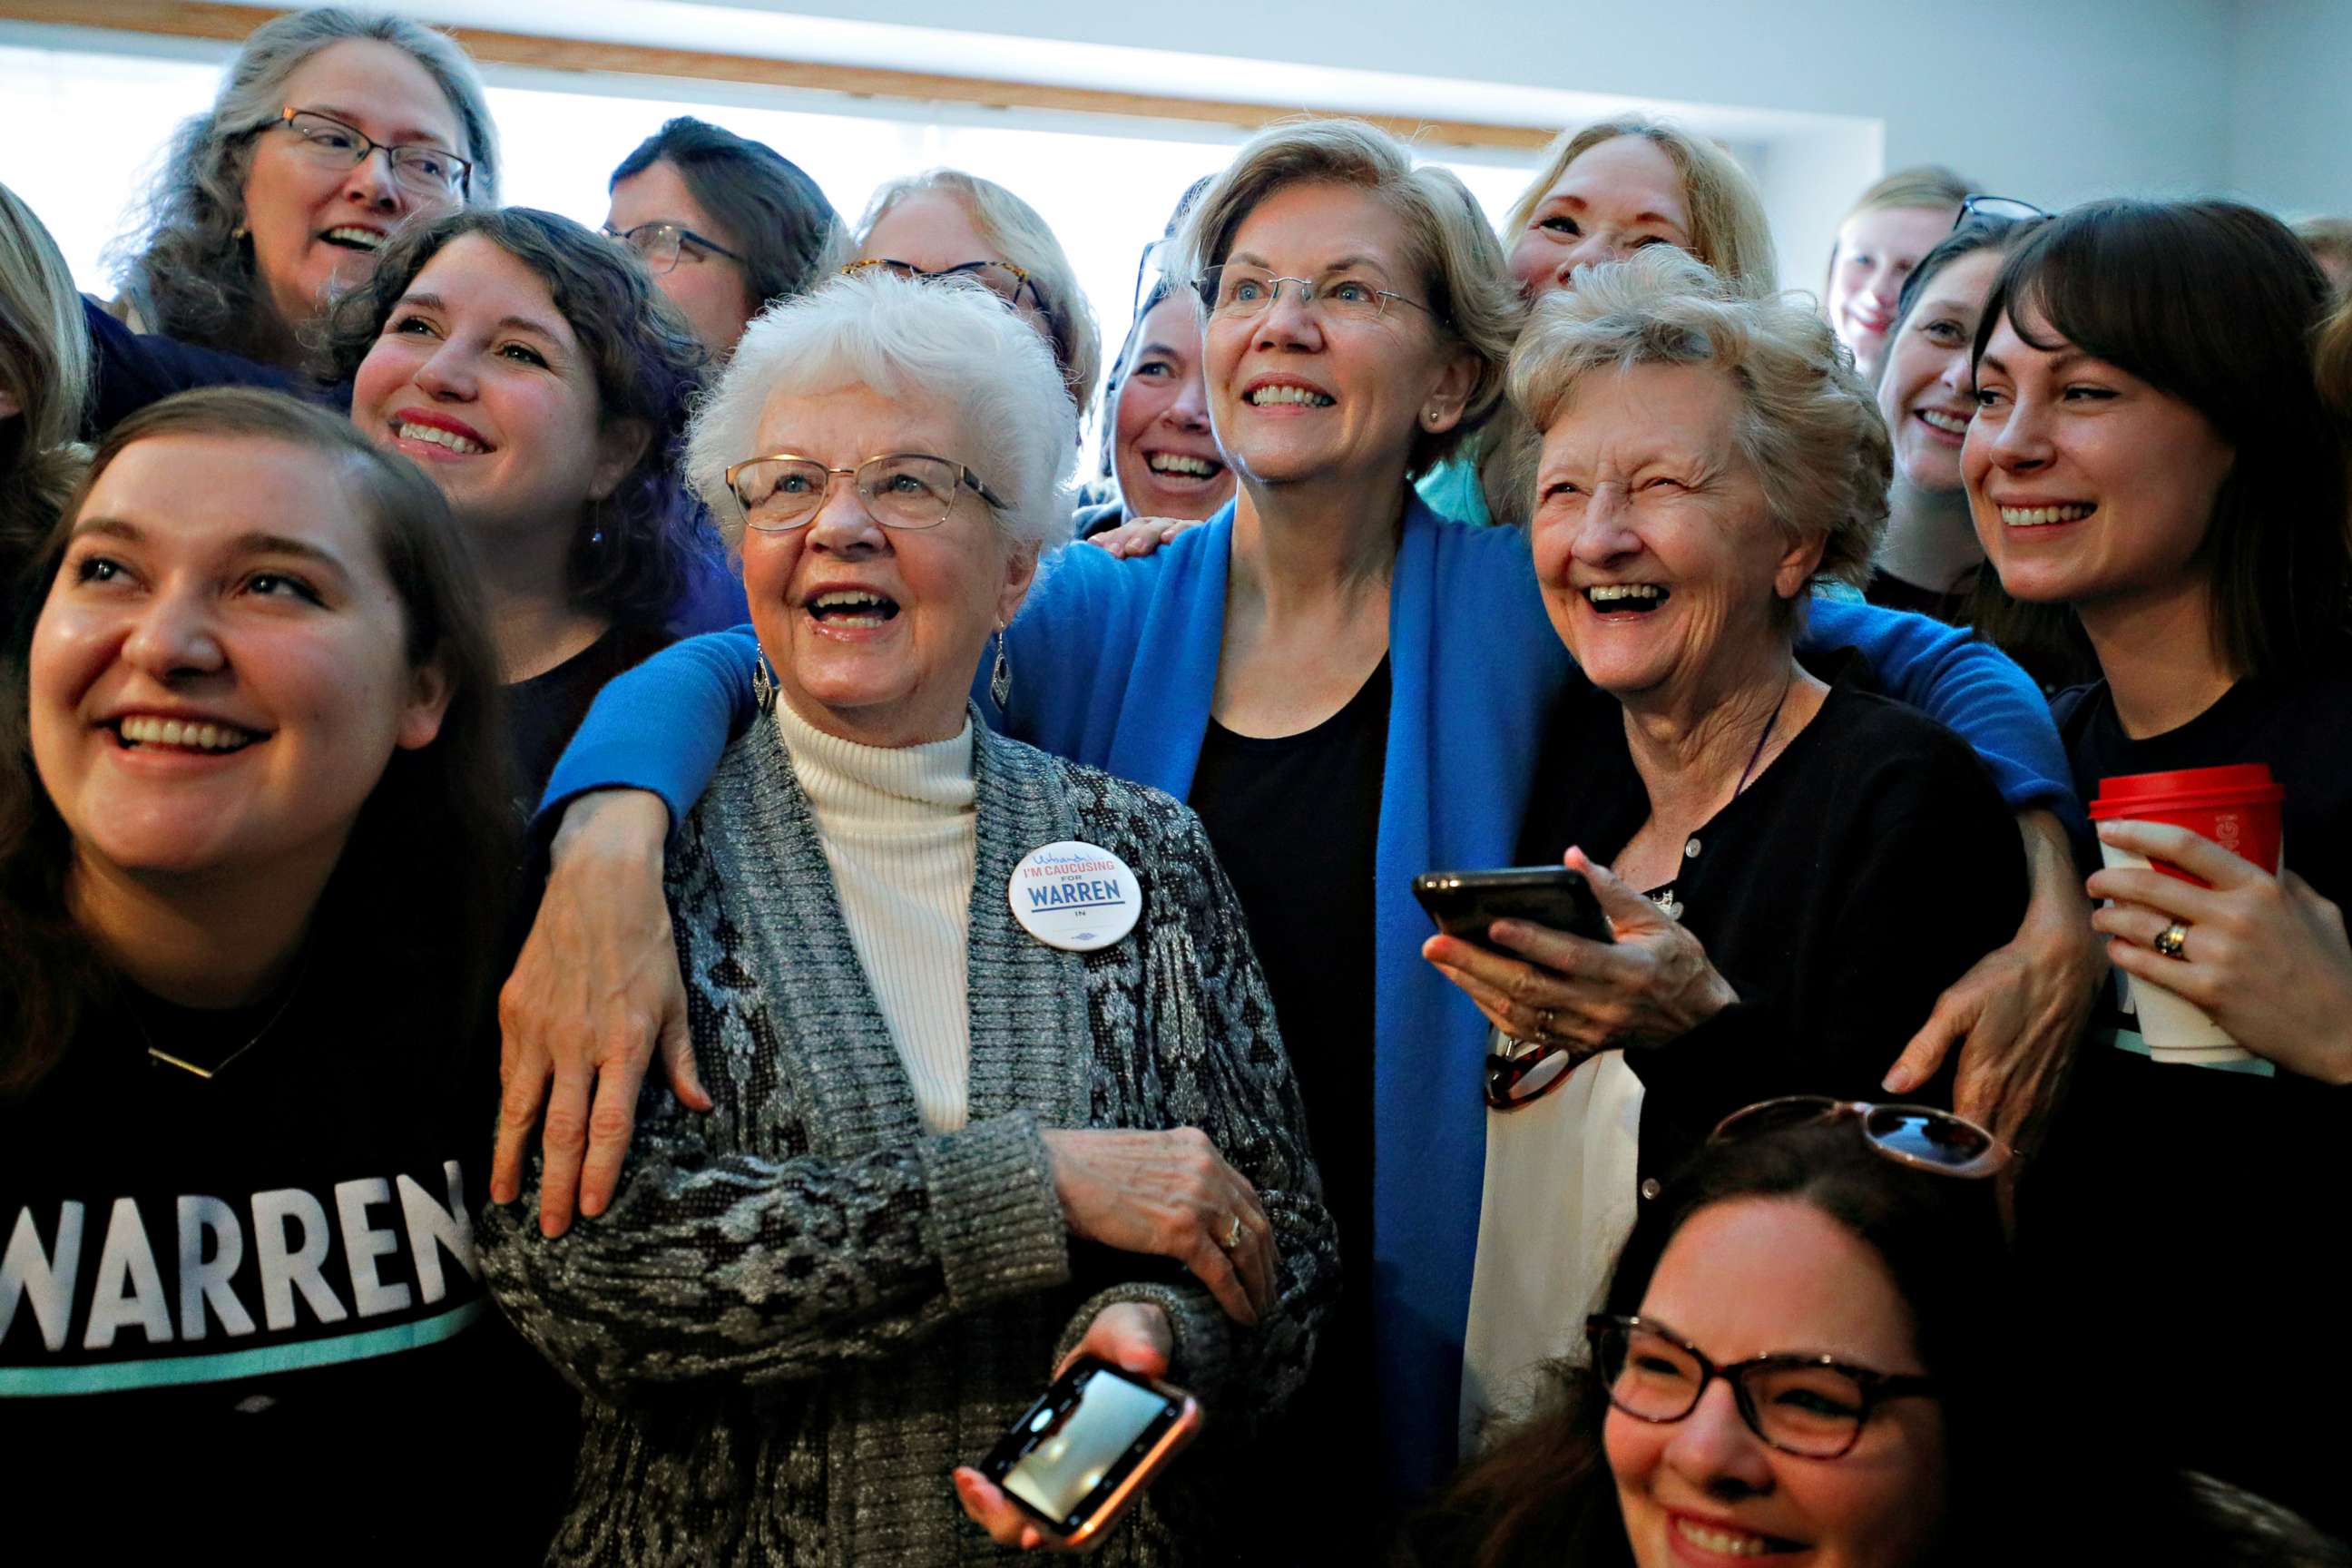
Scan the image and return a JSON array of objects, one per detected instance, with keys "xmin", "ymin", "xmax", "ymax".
[{"xmin": 542, "ymin": 495, "xmax": 2074, "ymax": 1494}]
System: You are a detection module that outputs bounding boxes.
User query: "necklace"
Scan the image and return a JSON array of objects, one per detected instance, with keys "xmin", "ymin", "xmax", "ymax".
[
  {"xmin": 132, "ymin": 956, "xmax": 310, "ymax": 1080},
  {"xmin": 1731, "ymin": 676, "xmax": 1793, "ymax": 800},
  {"xmin": 1648, "ymin": 676, "xmax": 1795, "ymax": 925}
]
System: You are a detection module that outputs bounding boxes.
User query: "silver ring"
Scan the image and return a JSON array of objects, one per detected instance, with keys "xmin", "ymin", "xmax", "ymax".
[
  {"xmin": 2154, "ymin": 920, "xmax": 2190, "ymax": 961},
  {"xmin": 1534, "ymin": 1006, "xmax": 1557, "ymax": 1039},
  {"xmin": 1218, "ymin": 1214, "xmax": 1244, "ymax": 1252}
]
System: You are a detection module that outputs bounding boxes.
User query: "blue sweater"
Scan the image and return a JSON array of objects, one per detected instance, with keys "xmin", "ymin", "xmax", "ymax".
[{"xmin": 541, "ymin": 495, "xmax": 2074, "ymax": 1494}]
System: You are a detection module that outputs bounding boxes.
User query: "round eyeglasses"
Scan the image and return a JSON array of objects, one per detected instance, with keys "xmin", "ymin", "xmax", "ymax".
[
  {"xmin": 605, "ymin": 220, "xmax": 745, "ymax": 276},
  {"xmin": 1709, "ymin": 1096, "xmax": 2007, "ymax": 1180},
  {"xmin": 1587, "ymin": 1314, "xmax": 1938, "ymax": 1459},
  {"xmin": 1193, "ymin": 265, "xmax": 1439, "ymax": 328},
  {"xmin": 270, "ymin": 108, "xmax": 471, "ymax": 200},
  {"xmin": 841, "ymin": 257, "xmax": 1039, "ymax": 310},
  {"xmin": 724, "ymin": 452, "xmax": 1008, "ymax": 533}
]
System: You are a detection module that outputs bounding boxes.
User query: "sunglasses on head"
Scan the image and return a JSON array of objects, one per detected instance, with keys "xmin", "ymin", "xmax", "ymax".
[{"xmin": 1709, "ymin": 1096, "xmax": 2007, "ymax": 1179}]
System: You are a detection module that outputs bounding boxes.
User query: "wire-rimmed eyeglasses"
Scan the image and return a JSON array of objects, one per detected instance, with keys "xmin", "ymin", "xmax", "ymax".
[
  {"xmin": 842, "ymin": 257, "xmax": 1039, "ymax": 311},
  {"xmin": 605, "ymin": 220, "xmax": 745, "ymax": 276},
  {"xmin": 1193, "ymin": 264, "xmax": 1439, "ymax": 328},
  {"xmin": 724, "ymin": 452, "xmax": 1007, "ymax": 533},
  {"xmin": 1587, "ymin": 1314, "xmax": 1939, "ymax": 1459},
  {"xmin": 270, "ymin": 108, "xmax": 471, "ymax": 200}
]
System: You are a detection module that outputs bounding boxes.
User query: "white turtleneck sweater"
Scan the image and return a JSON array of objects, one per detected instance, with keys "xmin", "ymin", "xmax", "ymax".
[{"xmin": 771, "ymin": 699, "xmax": 978, "ymax": 1132}]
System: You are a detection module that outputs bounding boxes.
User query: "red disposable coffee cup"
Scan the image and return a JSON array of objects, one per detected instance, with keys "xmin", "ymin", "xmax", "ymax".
[{"xmin": 2088, "ymin": 763, "xmax": 2284, "ymax": 885}]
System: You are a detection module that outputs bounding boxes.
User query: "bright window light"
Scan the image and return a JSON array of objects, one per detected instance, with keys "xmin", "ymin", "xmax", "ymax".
[{"xmin": 0, "ymin": 36, "xmax": 1540, "ymax": 427}]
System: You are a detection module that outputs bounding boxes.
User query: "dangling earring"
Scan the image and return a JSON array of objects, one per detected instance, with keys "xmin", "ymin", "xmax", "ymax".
[
  {"xmin": 752, "ymin": 651, "xmax": 778, "ymax": 715},
  {"xmin": 989, "ymin": 622, "xmax": 1013, "ymax": 710}
]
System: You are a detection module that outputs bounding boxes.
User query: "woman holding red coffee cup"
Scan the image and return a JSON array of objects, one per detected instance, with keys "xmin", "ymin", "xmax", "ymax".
[
  {"xmin": 1965, "ymin": 201, "xmax": 2352, "ymax": 1083},
  {"xmin": 1964, "ymin": 196, "xmax": 2352, "ymax": 1531}
]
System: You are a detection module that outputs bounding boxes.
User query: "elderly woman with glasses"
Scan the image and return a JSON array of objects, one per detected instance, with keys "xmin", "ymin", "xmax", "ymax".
[
  {"xmin": 493, "ymin": 122, "xmax": 2074, "ymax": 1527},
  {"xmin": 1431, "ymin": 250, "xmax": 2024, "ymax": 1436},
  {"xmin": 479, "ymin": 270, "xmax": 1335, "ymax": 1566}
]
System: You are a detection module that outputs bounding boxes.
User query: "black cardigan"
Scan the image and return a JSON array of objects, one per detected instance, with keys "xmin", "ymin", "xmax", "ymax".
[{"xmin": 1517, "ymin": 657, "xmax": 2028, "ymax": 1197}]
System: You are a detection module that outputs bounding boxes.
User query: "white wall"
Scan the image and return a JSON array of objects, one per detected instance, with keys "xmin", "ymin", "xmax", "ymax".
[
  {"xmin": 709, "ymin": 0, "xmax": 2242, "ymax": 208},
  {"xmin": 2229, "ymin": 0, "xmax": 2352, "ymax": 220}
]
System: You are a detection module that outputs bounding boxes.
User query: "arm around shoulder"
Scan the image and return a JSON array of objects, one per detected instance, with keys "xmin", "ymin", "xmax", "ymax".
[
  {"xmin": 535, "ymin": 624, "xmax": 765, "ymax": 833},
  {"xmin": 1807, "ymin": 598, "xmax": 2077, "ymax": 823}
]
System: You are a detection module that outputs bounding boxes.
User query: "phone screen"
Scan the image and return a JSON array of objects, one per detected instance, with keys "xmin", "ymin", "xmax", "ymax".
[{"xmin": 998, "ymin": 1366, "xmax": 1174, "ymax": 1526}]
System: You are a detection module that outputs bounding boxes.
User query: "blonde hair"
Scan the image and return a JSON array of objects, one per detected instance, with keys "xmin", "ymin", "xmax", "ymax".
[
  {"xmin": 1176, "ymin": 117, "xmax": 1524, "ymax": 477},
  {"xmin": 2318, "ymin": 293, "xmax": 2352, "ymax": 431},
  {"xmin": 1, "ymin": 182, "xmax": 92, "ymax": 578},
  {"xmin": 858, "ymin": 170, "xmax": 1101, "ymax": 416},
  {"xmin": 1503, "ymin": 117, "xmax": 1779, "ymax": 296},
  {"xmin": 1509, "ymin": 249, "xmax": 1889, "ymax": 594},
  {"xmin": 1827, "ymin": 166, "xmax": 1974, "ymax": 286}
]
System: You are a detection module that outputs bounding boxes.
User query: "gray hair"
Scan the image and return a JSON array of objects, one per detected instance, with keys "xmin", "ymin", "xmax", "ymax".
[
  {"xmin": 1175, "ymin": 117, "xmax": 1524, "ymax": 478},
  {"xmin": 685, "ymin": 269, "xmax": 1076, "ymax": 556},
  {"xmin": 107, "ymin": 7, "xmax": 500, "ymax": 361},
  {"xmin": 858, "ymin": 170, "xmax": 1101, "ymax": 416},
  {"xmin": 1509, "ymin": 248, "xmax": 1889, "ymax": 592}
]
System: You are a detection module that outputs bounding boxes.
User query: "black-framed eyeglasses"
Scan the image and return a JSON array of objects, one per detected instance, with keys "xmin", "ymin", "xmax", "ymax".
[
  {"xmin": 842, "ymin": 257, "xmax": 1039, "ymax": 311},
  {"xmin": 270, "ymin": 108, "xmax": 471, "ymax": 199},
  {"xmin": 1587, "ymin": 1314, "xmax": 1938, "ymax": 1460},
  {"xmin": 1954, "ymin": 194, "xmax": 2047, "ymax": 230},
  {"xmin": 1709, "ymin": 1096, "xmax": 2007, "ymax": 1179},
  {"xmin": 605, "ymin": 220, "xmax": 745, "ymax": 275},
  {"xmin": 724, "ymin": 452, "xmax": 1008, "ymax": 533},
  {"xmin": 1194, "ymin": 264, "xmax": 1438, "ymax": 328}
]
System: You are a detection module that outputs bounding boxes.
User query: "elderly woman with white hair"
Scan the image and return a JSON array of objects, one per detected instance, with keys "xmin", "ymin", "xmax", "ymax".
[
  {"xmin": 478, "ymin": 271, "xmax": 1335, "ymax": 1565},
  {"xmin": 1428, "ymin": 250, "xmax": 2028, "ymax": 1426}
]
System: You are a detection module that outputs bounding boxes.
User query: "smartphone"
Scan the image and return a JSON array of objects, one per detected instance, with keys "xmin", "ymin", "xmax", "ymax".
[
  {"xmin": 1413, "ymin": 865, "xmax": 1613, "ymax": 946},
  {"xmin": 978, "ymin": 1357, "xmax": 1203, "ymax": 1545}
]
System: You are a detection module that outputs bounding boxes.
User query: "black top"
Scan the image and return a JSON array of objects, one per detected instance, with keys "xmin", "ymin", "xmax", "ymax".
[
  {"xmin": 0, "ymin": 965, "xmax": 572, "ymax": 1558},
  {"xmin": 505, "ymin": 621, "xmax": 673, "ymax": 818},
  {"xmin": 1517, "ymin": 658, "xmax": 2027, "ymax": 1192},
  {"xmin": 1865, "ymin": 564, "xmax": 1973, "ymax": 623},
  {"xmin": 1187, "ymin": 655, "xmax": 1388, "ymax": 1558},
  {"xmin": 2024, "ymin": 656, "xmax": 2352, "ymax": 1534}
]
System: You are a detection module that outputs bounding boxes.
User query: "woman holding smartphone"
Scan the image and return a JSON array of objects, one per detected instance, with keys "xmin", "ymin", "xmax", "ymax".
[{"xmin": 478, "ymin": 273, "xmax": 1334, "ymax": 1566}]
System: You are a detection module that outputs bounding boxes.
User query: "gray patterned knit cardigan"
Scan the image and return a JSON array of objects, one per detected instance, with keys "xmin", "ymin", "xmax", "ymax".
[{"xmin": 482, "ymin": 711, "xmax": 1338, "ymax": 1566}]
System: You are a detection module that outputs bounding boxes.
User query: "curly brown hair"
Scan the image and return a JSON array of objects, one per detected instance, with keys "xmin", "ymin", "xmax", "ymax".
[{"xmin": 324, "ymin": 207, "xmax": 711, "ymax": 628}]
